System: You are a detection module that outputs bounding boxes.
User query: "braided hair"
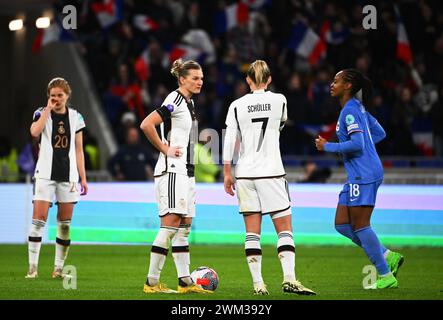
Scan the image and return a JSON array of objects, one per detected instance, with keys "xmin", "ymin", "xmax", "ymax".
[{"xmin": 341, "ymin": 69, "xmax": 373, "ymax": 108}]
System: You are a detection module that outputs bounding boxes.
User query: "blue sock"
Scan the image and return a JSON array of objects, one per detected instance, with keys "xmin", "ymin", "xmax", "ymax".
[
  {"xmin": 354, "ymin": 226, "xmax": 390, "ymax": 275},
  {"xmin": 335, "ymin": 224, "xmax": 362, "ymax": 246},
  {"xmin": 336, "ymin": 224, "xmax": 387, "ymax": 254}
]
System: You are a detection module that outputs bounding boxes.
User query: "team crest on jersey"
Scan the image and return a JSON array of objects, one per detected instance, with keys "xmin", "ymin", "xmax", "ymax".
[
  {"xmin": 58, "ymin": 121, "xmax": 65, "ymax": 134},
  {"xmin": 166, "ymin": 104, "xmax": 174, "ymax": 112},
  {"xmin": 345, "ymin": 114, "xmax": 355, "ymax": 125}
]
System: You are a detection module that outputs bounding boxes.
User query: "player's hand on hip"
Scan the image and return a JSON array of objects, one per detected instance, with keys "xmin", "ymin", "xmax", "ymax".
[
  {"xmin": 166, "ymin": 146, "xmax": 183, "ymax": 158},
  {"xmin": 224, "ymin": 175, "xmax": 235, "ymax": 196},
  {"xmin": 315, "ymin": 135, "xmax": 327, "ymax": 151},
  {"xmin": 80, "ymin": 180, "xmax": 88, "ymax": 196}
]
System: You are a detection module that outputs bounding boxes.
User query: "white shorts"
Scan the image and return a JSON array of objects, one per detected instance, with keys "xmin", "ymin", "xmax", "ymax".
[
  {"xmin": 236, "ymin": 177, "xmax": 291, "ymax": 217},
  {"xmin": 155, "ymin": 173, "xmax": 195, "ymax": 217},
  {"xmin": 33, "ymin": 178, "xmax": 80, "ymax": 204}
]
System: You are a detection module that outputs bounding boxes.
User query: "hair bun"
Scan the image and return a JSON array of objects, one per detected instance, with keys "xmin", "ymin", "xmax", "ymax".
[{"xmin": 170, "ymin": 58, "xmax": 184, "ymax": 78}]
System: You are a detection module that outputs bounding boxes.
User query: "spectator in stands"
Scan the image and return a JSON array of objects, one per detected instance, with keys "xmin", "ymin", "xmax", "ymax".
[
  {"xmin": 391, "ymin": 87, "xmax": 419, "ymax": 155},
  {"xmin": 282, "ymin": 72, "xmax": 313, "ymax": 155},
  {"xmin": 104, "ymin": 63, "xmax": 145, "ymax": 128},
  {"xmin": 116, "ymin": 111, "xmax": 138, "ymax": 146},
  {"xmin": 108, "ymin": 127, "xmax": 154, "ymax": 181}
]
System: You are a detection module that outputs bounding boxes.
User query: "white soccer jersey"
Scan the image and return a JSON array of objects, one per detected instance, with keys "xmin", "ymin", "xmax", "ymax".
[
  {"xmin": 154, "ymin": 90, "xmax": 198, "ymax": 177},
  {"xmin": 223, "ymin": 89, "xmax": 287, "ymax": 178},
  {"xmin": 33, "ymin": 107, "xmax": 86, "ymax": 182}
]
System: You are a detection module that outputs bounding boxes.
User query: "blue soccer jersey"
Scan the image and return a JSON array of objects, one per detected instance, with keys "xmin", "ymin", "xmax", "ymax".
[{"xmin": 325, "ymin": 98, "xmax": 384, "ymax": 184}]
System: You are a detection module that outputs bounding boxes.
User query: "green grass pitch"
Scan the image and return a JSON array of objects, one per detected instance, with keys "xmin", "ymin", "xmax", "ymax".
[{"xmin": 0, "ymin": 244, "xmax": 442, "ymax": 300}]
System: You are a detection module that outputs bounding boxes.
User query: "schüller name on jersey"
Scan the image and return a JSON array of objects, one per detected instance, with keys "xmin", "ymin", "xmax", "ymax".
[{"xmin": 247, "ymin": 103, "xmax": 271, "ymax": 113}]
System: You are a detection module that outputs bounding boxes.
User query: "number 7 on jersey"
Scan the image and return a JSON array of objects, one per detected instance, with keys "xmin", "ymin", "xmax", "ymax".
[{"xmin": 251, "ymin": 117, "xmax": 269, "ymax": 152}]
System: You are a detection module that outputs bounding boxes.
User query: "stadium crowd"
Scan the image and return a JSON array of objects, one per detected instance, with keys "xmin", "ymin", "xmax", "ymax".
[
  {"xmin": 3, "ymin": 0, "xmax": 443, "ymax": 182},
  {"xmin": 68, "ymin": 0, "xmax": 443, "ymax": 157}
]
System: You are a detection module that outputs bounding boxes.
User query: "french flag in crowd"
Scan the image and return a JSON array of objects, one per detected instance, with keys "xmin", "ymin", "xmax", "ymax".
[
  {"xmin": 287, "ymin": 21, "xmax": 326, "ymax": 65},
  {"xmin": 167, "ymin": 44, "xmax": 207, "ymax": 65},
  {"xmin": 299, "ymin": 123, "xmax": 337, "ymax": 141},
  {"xmin": 323, "ymin": 20, "xmax": 349, "ymax": 45},
  {"xmin": 133, "ymin": 14, "xmax": 159, "ymax": 32},
  {"xmin": 214, "ymin": 2, "xmax": 249, "ymax": 35},
  {"xmin": 32, "ymin": 19, "xmax": 76, "ymax": 54},
  {"xmin": 134, "ymin": 47, "xmax": 150, "ymax": 82},
  {"xmin": 91, "ymin": 0, "xmax": 123, "ymax": 29},
  {"xmin": 394, "ymin": 5, "xmax": 413, "ymax": 66}
]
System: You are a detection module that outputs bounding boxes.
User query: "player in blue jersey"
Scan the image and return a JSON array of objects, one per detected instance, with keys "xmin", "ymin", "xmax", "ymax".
[{"xmin": 315, "ymin": 69, "xmax": 404, "ymax": 289}]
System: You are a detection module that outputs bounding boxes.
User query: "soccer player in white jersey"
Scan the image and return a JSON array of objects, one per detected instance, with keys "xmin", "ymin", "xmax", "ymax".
[
  {"xmin": 140, "ymin": 59, "xmax": 211, "ymax": 294},
  {"xmin": 223, "ymin": 60, "xmax": 316, "ymax": 295},
  {"xmin": 26, "ymin": 78, "xmax": 88, "ymax": 279}
]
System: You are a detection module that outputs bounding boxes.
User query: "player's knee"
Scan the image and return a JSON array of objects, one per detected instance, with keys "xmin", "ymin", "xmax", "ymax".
[
  {"xmin": 57, "ymin": 220, "xmax": 71, "ymax": 238},
  {"xmin": 33, "ymin": 215, "xmax": 47, "ymax": 222}
]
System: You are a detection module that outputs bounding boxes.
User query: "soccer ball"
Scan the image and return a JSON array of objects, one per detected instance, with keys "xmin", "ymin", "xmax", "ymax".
[{"xmin": 190, "ymin": 266, "xmax": 219, "ymax": 291}]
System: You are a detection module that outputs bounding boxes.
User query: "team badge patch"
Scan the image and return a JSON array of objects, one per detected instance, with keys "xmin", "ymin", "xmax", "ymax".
[
  {"xmin": 166, "ymin": 104, "xmax": 174, "ymax": 112},
  {"xmin": 58, "ymin": 121, "xmax": 65, "ymax": 134},
  {"xmin": 345, "ymin": 114, "xmax": 355, "ymax": 125}
]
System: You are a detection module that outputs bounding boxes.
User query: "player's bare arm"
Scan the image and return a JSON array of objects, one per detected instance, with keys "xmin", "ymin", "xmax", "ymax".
[
  {"xmin": 223, "ymin": 161, "xmax": 235, "ymax": 196},
  {"xmin": 140, "ymin": 111, "xmax": 182, "ymax": 158},
  {"xmin": 30, "ymin": 98, "xmax": 56, "ymax": 138}
]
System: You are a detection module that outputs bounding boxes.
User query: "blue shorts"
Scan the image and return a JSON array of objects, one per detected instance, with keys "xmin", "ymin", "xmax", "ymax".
[{"xmin": 338, "ymin": 180, "xmax": 382, "ymax": 207}]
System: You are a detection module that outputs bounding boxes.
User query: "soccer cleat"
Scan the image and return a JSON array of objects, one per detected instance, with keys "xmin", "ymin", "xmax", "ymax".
[
  {"xmin": 386, "ymin": 251, "xmax": 404, "ymax": 277},
  {"xmin": 282, "ymin": 280, "xmax": 316, "ymax": 295},
  {"xmin": 25, "ymin": 270, "xmax": 38, "ymax": 279},
  {"xmin": 364, "ymin": 273, "xmax": 398, "ymax": 289},
  {"xmin": 143, "ymin": 283, "xmax": 177, "ymax": 294},
  {"xmin": 25, "ymin": 265, "xmax": 38, "ymax": 279},
  {"xmin": 52, "ymin": 268, "xmax": 64, "ymax": 279},
  {"xmin": 253, "ymin": 283, "xmax": 269, "ymax": 295},
  {"xmin": 177, "ymin": 283, "xmax": 213, "ymax": 294}
]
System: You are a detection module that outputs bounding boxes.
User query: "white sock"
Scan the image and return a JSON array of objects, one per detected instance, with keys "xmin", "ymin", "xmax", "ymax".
[
  {"xmin": 172, "ymin": 224, "xmax": 192, "ymax": 285},
  {"xmin": 277, "ymin": 231, "xmax": 296, "ymax": 282},
  {"xmin": 28, "ymin": 219, "xmax": 46, "ymax": 270},
  {"xmin": 245, "ymin": 232, "xmax": 263, "ymax": 284},
  {"xmin": 54, "ymin": 220, "xmax": 71, "ymax": 270},
  {"xmin": 147, "ymin": 227, "xmax": 178, "ymax": 286}
]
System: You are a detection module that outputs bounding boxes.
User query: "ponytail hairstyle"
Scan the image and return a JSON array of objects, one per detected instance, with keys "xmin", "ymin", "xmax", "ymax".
[
  {"xmin": 341, "ymin": 69, "xmax": 373, "ymax": 108},
  {"xmin": 247, "ymin": 60, "xmax": 271, "ymax": 86},
  {"xmin": 170, "ymin": 58, "xmax": 202, "ymax": 85}
]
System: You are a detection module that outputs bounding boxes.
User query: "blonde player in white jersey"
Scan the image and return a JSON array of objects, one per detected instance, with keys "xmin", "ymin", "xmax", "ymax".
[
  {"xmin": 223, "ymin": 60, "xmax": 316, "ymax": 295},
  {"xmin": 26, "ymin": 78, "xmax": 87, "ymax": 279},
  {"xmin": 140, "ymin": 59, "xmax": 211, "ymax": 294}
]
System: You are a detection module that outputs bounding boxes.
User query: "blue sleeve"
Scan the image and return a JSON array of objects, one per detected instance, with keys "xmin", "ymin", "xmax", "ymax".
[
  {"xmin": 368, "ymin": 113, "xmax": 386, "ymax": 144},
  {"xmin": 324, "ymin": 131, "xmax": 364, "ymax": 153},
  {"xmin": 344, "ymin": 109, "xmax": 363, "ymax": 135}
]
